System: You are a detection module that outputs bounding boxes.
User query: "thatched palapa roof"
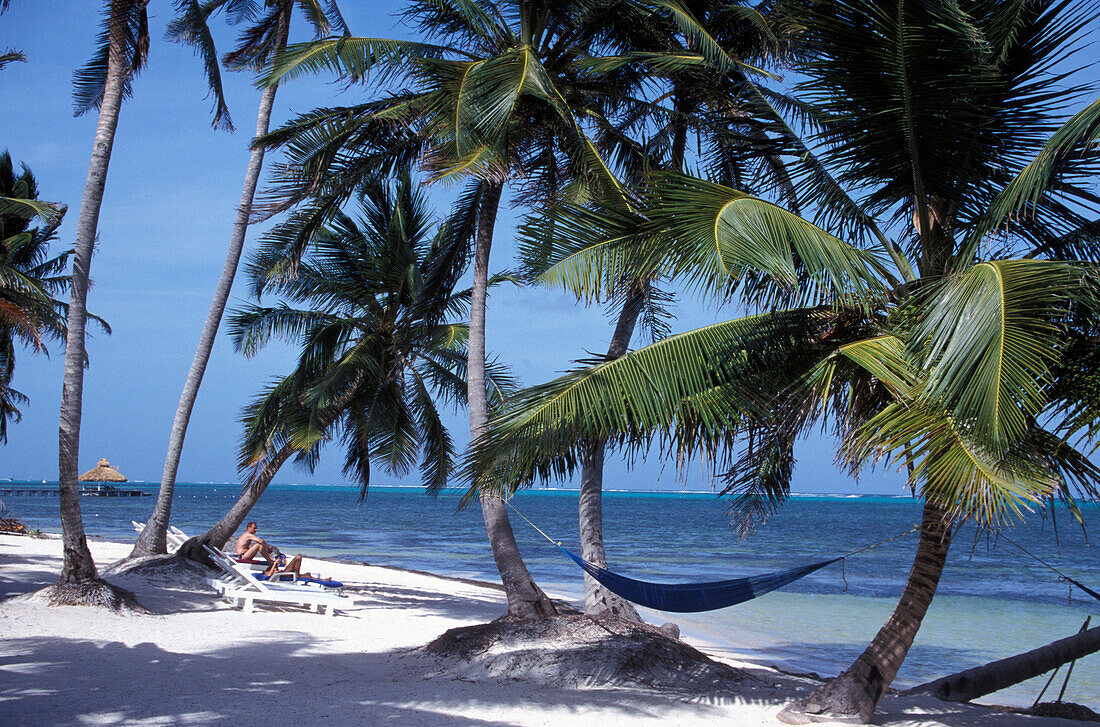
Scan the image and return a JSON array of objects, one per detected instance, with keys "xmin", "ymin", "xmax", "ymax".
[{"xmin": 79, "ymin": 458, "xmax": 128, "ymax": 483}]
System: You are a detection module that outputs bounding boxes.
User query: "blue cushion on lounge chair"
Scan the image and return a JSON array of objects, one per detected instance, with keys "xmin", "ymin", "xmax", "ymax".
[{"xmin": 256, "ymin": 573, "xmax": 343, "ymax": 588}]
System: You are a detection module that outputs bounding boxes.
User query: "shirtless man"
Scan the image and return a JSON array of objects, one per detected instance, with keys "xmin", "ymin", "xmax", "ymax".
[{"xmin": 235, "ymin": 521, "xmax": 274, "ymax": 563}]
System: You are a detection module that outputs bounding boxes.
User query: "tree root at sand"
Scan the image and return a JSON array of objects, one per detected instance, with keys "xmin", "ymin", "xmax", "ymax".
[
  {"xmin": 34, "ymin": 579, "xmax": 146, "ymax": 612},
  {"xmin": 423, "ymin": 613, "xmax": 778, "ymax": 694}
]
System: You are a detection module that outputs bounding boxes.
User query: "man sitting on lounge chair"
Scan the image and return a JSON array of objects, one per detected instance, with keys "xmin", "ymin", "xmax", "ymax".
[{"xmin": 236, "ymin": 521, "xmax": 275, "ymax": 564}]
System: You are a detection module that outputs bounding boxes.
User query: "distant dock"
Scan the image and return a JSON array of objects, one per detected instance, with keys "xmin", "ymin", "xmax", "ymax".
[{"xmin": 0, "ymin": 483, "xmax": 150, "ymax": 497}]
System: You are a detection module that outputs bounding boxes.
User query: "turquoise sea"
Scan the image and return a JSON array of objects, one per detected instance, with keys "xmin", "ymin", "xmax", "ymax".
[{"xmin": 4, "ymin": 482, "xmax": 1098, "ymax": 708}]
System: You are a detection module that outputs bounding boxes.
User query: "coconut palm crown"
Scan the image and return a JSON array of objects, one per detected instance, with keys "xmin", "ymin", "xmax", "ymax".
[{"xmin": 229, "ymin": 172, "xmax": 516, "ymax": 497}]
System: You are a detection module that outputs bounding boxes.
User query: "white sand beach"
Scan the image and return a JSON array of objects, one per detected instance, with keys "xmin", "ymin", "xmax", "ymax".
[{"xmin": 0, "ymin": 532, "xmax": 1087, "ymax": 727}]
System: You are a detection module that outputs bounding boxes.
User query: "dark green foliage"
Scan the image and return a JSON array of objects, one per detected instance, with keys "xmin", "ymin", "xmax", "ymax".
[
  {"xmin": 0, "ymin": 153, "xmax": 78, "ymax": 442},
  {"xmin": 231, "ymin": 173, "xmax": 515, "ymax": 496}
]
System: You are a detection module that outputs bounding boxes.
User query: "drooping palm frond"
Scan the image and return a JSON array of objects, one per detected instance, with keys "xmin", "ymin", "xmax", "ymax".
[
  {"xmin": 646, "ymin": 172, "xmax": 889, "ymax": 306},
  {"xmin": 518, "ymin": 200, "xmax": 653, "ymax": 303},
  {"xmin": 0, "ymin": 196, "xmax": 65, "ymax": 226},
  {"xmin": 167, "ymin": 0, "xmax": 235, "ymax": 130},
  {"xmin": 468, "ymin": 306, "xmax": 837, "ymax": 494},
  {"xmin": 916, "ymin": 259, "xmax": 1074, "ymax": 454},
  {"xmin": 845, "ymin": 400, "xmax": 1060, "ymax": 527},
  {"xmin": 967, "ymin": 94, "xmax": 1100, "ymax": 258}
]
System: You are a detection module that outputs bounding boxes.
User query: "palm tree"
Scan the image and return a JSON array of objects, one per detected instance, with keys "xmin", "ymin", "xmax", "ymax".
[
  {"xmin": 468, "ymin": 1, "xmax": 1100, "ymax": 721},
  {"xmin": 184, "ymin": 173, "xmax": 515, "ymax": 553},
  {"xmin": 131, "ymin": 0, "xmax": 351, "ymax": 559},
  {"xmin": 50, "ymin": 0, "xmax": 235, "ymax": 604},
  {"xmin": 0, "ymin": 152, "xmax": 76, "ymax": 443},
  {"xmin": 254, "ymin": 0, "xmax": 655, "ymax": 619},
  {"xmin": 51, "ymin": 0, "xmax": 153, "ymax": 605},
  {"xmin": 518, "ymin": 0, "xmax": 786, "ymax": 620}
]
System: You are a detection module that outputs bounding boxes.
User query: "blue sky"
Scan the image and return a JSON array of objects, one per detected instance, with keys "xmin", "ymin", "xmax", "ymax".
[{"xmin": 2, "ymin": 3, "xmax": 1093, "ymax": 496}]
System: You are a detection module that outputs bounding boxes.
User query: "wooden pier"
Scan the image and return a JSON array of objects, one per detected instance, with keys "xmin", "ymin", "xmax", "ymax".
[{"xmin": 0, "ymin": 484, "xmax": 150, "ymax": 497}]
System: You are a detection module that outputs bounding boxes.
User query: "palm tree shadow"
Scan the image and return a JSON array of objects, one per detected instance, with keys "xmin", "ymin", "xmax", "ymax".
[{"xmin": 0, "ymin": 634, "xmax": 778, "ymax": 727}]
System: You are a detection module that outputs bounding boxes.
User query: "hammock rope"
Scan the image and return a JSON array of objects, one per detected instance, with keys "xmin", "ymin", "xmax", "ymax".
[
  {"xmin": 505, "ymin": 500, "xmax": 918, "ymax": 613},
  {"xmin": 999, "ymin": 534, "xmax": 1100, "ymax": 605}
]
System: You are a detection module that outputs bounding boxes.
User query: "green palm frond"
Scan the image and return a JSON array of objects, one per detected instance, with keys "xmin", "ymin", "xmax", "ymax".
[
  {"xmin": 643, "ymin": 0, "xmax": 756, "ymax": 76},
  {"xmin": 518, "ymin": 202, "xmax": 652, "ymax": 302},
  {"xmin": 846, "ymin": 401, "xmax": 1059, "ymax": 527},
  {"xmin": 443, "ymin": 46, "xmax": 569, "ymax": 155},
  {"xmin": 804, "ymin": 335, "xmax": 919, "ymax": 409},
  {"xmin": 648, "ymin": 173, "xmax": 888, "ymax": 305},
  {"xmin": 0, "ymin": 196, "xmax": 65, "ymax": 226},
  {"xmin": 966, "ymin": 95, "xmax": 1100, "ymax": 257},
  {"xmin": 166, "ymin": 0, "xmax": 234, "ymax": 130},
  {"xmin": 408, "ymin": 370, "xmax": 454, "ymax": 495},
  {"xmin": 916, "ymin": 259, "xmax": 1073, "ymax": 453},
  {"xmin": 581, "ymin": 50, "xmax": 777, "ymax": 81},
  {"xmin": 228, "ymin": 302, "xmax": 335, "ymax": 356},
  {"xmin": 0, "ymin": 50, "xmax": 26, "ymax": 70},
  {"xmin": 469, "ymin": 307, "xmax": 834, "ymax": 492},
  {"xmin": 265, "ymin": 36, "xmax": 454, "ymax": 87},
  {"xmin": 403, "ymin": 0, "xmax": 513, "ymax": 48}
]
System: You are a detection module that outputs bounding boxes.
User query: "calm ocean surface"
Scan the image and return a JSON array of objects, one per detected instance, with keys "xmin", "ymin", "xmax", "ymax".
[{"xmin": 4, "ymin": 482, "xmax": 1098, "ymax": 707}]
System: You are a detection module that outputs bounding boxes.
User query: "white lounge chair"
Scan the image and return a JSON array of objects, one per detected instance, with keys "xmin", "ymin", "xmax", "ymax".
[{"xmin": 202, "ymin": 545, "xmax": 346, "ymax": 617}]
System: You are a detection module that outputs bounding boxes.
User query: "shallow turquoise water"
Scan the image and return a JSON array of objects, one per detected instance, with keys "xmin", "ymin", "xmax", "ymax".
[{"xmin": 5, "ymin": 483, "xmax": 1097, "ymax": 707}]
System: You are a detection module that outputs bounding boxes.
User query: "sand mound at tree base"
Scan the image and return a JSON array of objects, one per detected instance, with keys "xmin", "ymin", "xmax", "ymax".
[
  {"xmin": 101, "ymin": 553, "xmax": 212, "ymax": 590},
  {"xmin": 23, "ymin": 579, "xmax": 146, "ymax": 612},
  {"xmin": 422, "ymin": 613, "xmax": 783, "ymax": 694}
]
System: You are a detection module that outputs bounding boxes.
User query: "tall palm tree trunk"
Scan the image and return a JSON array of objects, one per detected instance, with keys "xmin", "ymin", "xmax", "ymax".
[
  {"xmin": 472, "ymin": 181, "xmax": 555, "ymax": 620},
  {"xmin": 578, "ymin": 285, "xmax": 644, "ymax": 620},
  {"xmin": 177, "ymin": 443, "xmax": 295, "ymax": 562},
  {"xmin": 53, "ymin": 0, "xmax": 145, "ymax": 605},
  {"xmin": 577, "ymin": 93, "xmax": 689, "ymax": 620},
  {"xmin": 131, "ymin": 8, "xmax": 291, "ymax": 558},
  {"xmin": 778, "ymin": 500, "xmax": 954, "ymax": 724}
]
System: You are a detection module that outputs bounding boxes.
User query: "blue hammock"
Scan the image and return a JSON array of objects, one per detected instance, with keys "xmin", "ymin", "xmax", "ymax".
[{"xmin": 556, "ymin": 543, "xmax": 840, "ymax": 613}]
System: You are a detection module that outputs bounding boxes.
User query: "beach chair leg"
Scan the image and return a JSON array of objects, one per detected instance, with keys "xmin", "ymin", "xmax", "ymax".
[
  {"xmin": 243, "ymin": 597, "xmax": 254, "ymax": 613},
  {"xmin": 312, "ymin": 603, "xmax": 321, "ymax": 613}
]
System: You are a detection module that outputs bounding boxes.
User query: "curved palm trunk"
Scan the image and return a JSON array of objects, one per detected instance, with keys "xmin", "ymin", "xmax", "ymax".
[
  {"xmin": 778, "ymin": 500, "xmax": 954, "ymax": 724},
  {"xmin": 472, "ymin": 181, "xmax": 555, "ymax": 620},
  {"xmin": 55, "ymin": 0, "xmax": 139, "ymax": 596},
  {"xmin": 132, "ymin": 9, "xmax": 291, "ymax": 558},
  {"xmin": 578, "ymin": 285, "xmax": 644, "ymax": 621},
  {"xmin": 910, "ymin": 622, "xmax": 1100, "ymax": 703},
  {"xmin": 177, "ymin": 443, "xmax": 295, "ymax": 562}
]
